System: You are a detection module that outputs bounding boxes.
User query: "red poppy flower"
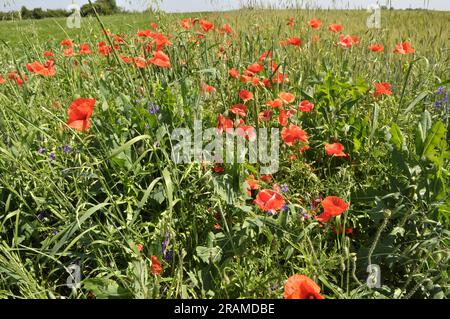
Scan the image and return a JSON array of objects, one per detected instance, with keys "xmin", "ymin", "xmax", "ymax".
[
  {"xmin": 308, "ymin": 19, "xmax": 322, "ymax": 29},
  {"xmin": 325, "ymin": 143, "xmax": 348, "ymax": 157},
  {"xmin": 213, "ymin": 164, "xmax": 225, "ymax": 173},
  {"xmin": 180, "ymin": 19, "xmax": 192, "ymax": 29},
  {"xmin": 337, "ymin": 35, "xmax": 359, "ymax": 48},
  {"xmin": 260, "ymin": 175, "xmax": 272, "ymax": 182},
  {"xmin": 64, "ymin": 48, "xmax": 74, "ymax": 57},
  {"xmin": 97, "ymin": 42, "xmax": 112, "ymax": 56},
  {"xmin": 220, "ymin": 24, "xmax": 232, "ymax": 34},
  {"xmin": 374, "ymin": 82, "xmax": 392, "ymax": 97},
  {"xmin": 8, "ymin": 71, "xmax": 27, "ymax": 86},
  {"xmin": 79, "ymin": 44, "xmax": 92, "ymax": 55},
  {"xmin": 0, "ymin": 75, "xmax": 5, "ymax": 85},
  {"xmin": 200, "ymin": 20, "xmax": 214, "ymax": 32},
  {"xmin": 316, "ymin": 196, "xmax": 349, "ymax": 223},
  {"xmin": 137, "ymin": 57, "xmax": 148, "ymax": 68},
  {"xmin": 67, "ymin": 98, "xmax": 96, "ymax": 132},
  {"xmin": 393, "ymin": 41, "xmax": 415, "ymax": 54},
  {"xmin": 254, "ymin": 189, "xmax": 285, "ymax": 212},
  {"xmin": 298, "ymin": 100, "xmax": 314, "ymax": 112},
  {"xmin": 259, "ymin": 51, "xmax": 272, "ymax": 61},
  {"xmin": 368, "ymin": 43, "xmax": 384, "ymax": 52},
  {"xmin": 136, "ymin": 244, "xmax": 144, "ymax": 252},
  {"xmin": 284, "ymin": 275, "xmax": 324, "ymax": 299},
  {"xmin": 150, "ymin": 22, "xmax": 158, "ymax": 30},
  {"xmin": 229, "ymin": 104, "xmax": 247, "ymax": 117},
  {"xmin": 44, "ymin": 50, "xmax": 54, "ymax": 57},
  {"xmin": 258, "ymin": 109, "xmax": 272, "ymax": 121},
  {"xmin": 236, "ymin": 124, "xmax": 256, "ymax": 141},
  {"xmin": 246, "ymin": 175, "xmax": 259, "ymax": 191},
  {"xmin": 287, "ymin": 17, "xmax": 295, "ymax": 27},
  {"xmin": 201, "ymin": 83, "xmax": 216, "ymax": 93},
  {"xmin": 281, "ymin": 124, "xmax": 308, "ymax": 146},
  {"xmin": 217, "ymin": 114, "xmax": 233, "ymax": 133},
  {"xmin": 148, "ymin": 51, "xmax": 171, "ymax": 68},
  {"xmin": 266, "ymin": 99, "xmax": 283, "ymax": 108},
  {"xmin": 332, "ymin": 226, "xmax": 354, "ymax": 235},
  {"xmin": 228, "ymin": 68, "xmax": 239, "ymax": 78},
  {"xmin": 26, "ymin": 60, "xmax": 55, "ymax": 77},
  {"xmin": 328, "ymin": 23, "xmax": 343, "ymax": 32},
  {"xmin": 279, "ymin": 92, "xmax": 295, "ymax": 104},
  {"xmin": 247, "ymin": 63, "xmax": 264, "ymax": 74},
  {"xmin": 287, "ymin": 37, "xmax": 302, "ymax": 47},
  {"xmin": 60, "ymin": 39, "xmax": 73, "ymax": 47},
  {"xmin": 151, "ymin": 256, "xmax": 163, "ymax": 275},
  {"xmin": 278, "ymin": 108, "xmax": 295, "ymax": 126},
  {"xmin": 239, "ymin": 89, "xmax": 253, "ymax": 102}
]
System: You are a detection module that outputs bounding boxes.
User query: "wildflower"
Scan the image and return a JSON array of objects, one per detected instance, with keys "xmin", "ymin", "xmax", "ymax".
[
  {"xmin": 201, "ymin": 83, "xmax": 216, "ymax": 93},
  {"xmin": 229, "ymin": 104, "xmax": 247, "ymax": 117},
  {"xmin": 281, "ymin": 124, "xmax": 308, "ymax": 146},
  {"xmin": 67, "ymin": 98, "xmax": 96, "ymax": 132},
  {"xmin": 151, "ymin": 256, "xmax": 163, "ymax": 275},
  {"xmin": 308, "ymin": 19, "xmax": 322, "ymax": 29},
  {"xmin": 298, "ymin": 100, "xmax": 314, "ymax": 112},
  {"xmin": 79, "ymin": 44, "xmax": 92, "ymax": 55},
  {"xmin": 148, "ymin": 51, "xmax": 171, "ymax": 68},
  {"xmin": 266, "ymin": 99, "xmax": 283, "ymax": 108},
  {"xmin": 287, "ymin": 37, "xmax": 302, "ymax": 47},
  {"xmin": 374, "ymin": 82, "xmax": 392, "ymax": 97},
  {"xmin": 136, "ymin": 244, "xmax": 144, "ymax": 252},
  {"xmin": 325, "ymin": 143, "xmax": 348, "ymax": 157},
  {"xmin": 148, "ymin": 102, "xmax": 160, "ymax": 114},
  {"xmin": 217, "ymin": 114, "xmax": 233, "ymax": 133},
  {"xmin": 228, "ymin": 68, "xmax": 239, "ymax": 78},
  {"xmin": 26, "ymin": 60, "xmax": 55, "ymax": 77},
  {"xmin": 337, "ymin": 34, "xmax": 359, "ymax": 48},
  {"xmin": 393, "ymin": 41, "xmax": 415, "ymax": 54},
  {"xmin": 254, "ymin": 189, "xmax": 285, "ymax": 212},
  {"xmin": 284, "ymin": 275, "xmax": 324, "ymax": 299},
  {"xmin": 38, "ymin": 147, "xmax": 47, "ymax": 154},
  {"xmin": 258, "ymin": 109, "xmax": 272, "ymax": 121},
  {"xmin": 316, "ymin": 196, "xmax": 349, "ymax": 223},
  {"xmin": 239, "ymin": 89, "xmax": 254, "ymax": 102},
  {"xmin": 328, "ymin": 23, "xmax": 343, "ymax": 32},
  {"xmin": 44, "ymin": 50, "xmax": 54, "ymax": 57},
  {"xmin": 213, "ymin": 164, "xmax": 225, "ymax": 173},
  {"xmin": 60, "ymin": 39, "xmax": 73, "ymax": 47},
  {"xmin": 279, "ymin": 92, "xmax": 295, "ymax": 104},
  {"xmin": 281, "ymin": 184, "xmax": 289, "ymax": 193},
  {"xmin": 368, "ymin": 43, "xmax": 384, "ymax": 52},
  {"xmin": 49, "ymin": 153, "xmax": 55, "ymax": 161},
  {"xmin": 200, "ymin": 20, "xmax": 214, "ymax": 32},
  {"xmin": 247, "ymin": 63, "xmax": 264, "ymax": 74},
  {"xmin": 62, "ymin": 145, "xmax": 71, "ymax": 153}
]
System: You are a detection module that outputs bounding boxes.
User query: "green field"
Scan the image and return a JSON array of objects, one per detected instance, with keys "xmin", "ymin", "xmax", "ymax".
[{"xmin": 0, "ymin": 8, "xmax": 449, "ymax": 299}]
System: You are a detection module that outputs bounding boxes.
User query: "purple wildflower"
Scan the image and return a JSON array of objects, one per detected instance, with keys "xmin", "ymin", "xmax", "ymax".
[{"xmin": 281, "ymin": 184, "xmax": 289, "ymax": 193}]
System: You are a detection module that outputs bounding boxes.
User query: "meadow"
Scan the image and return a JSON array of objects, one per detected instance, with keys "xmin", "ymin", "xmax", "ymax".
[{"xmin": 0, "ymin": 8, "xmax": 449, "ymax": 299}]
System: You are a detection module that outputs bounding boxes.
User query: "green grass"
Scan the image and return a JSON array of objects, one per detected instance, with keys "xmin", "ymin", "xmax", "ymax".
[{"xmin": 0, "ymin": 8, "xmax": 449, "ymax": 299}]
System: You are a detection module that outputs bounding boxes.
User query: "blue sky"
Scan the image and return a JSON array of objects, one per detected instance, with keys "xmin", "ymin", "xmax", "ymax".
[{"xmin": 1, "ymin": 0, "xmax": 449, "ymax": 12}]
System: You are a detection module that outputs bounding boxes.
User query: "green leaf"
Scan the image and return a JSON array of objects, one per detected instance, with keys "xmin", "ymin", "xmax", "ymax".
[
  {"xmin": 390, "ymin": 123, "xmax": 404, "ymax": 151},
  {"xmin": 422, "ymin": 121, "xmax": 448, "ymax": 167}
]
